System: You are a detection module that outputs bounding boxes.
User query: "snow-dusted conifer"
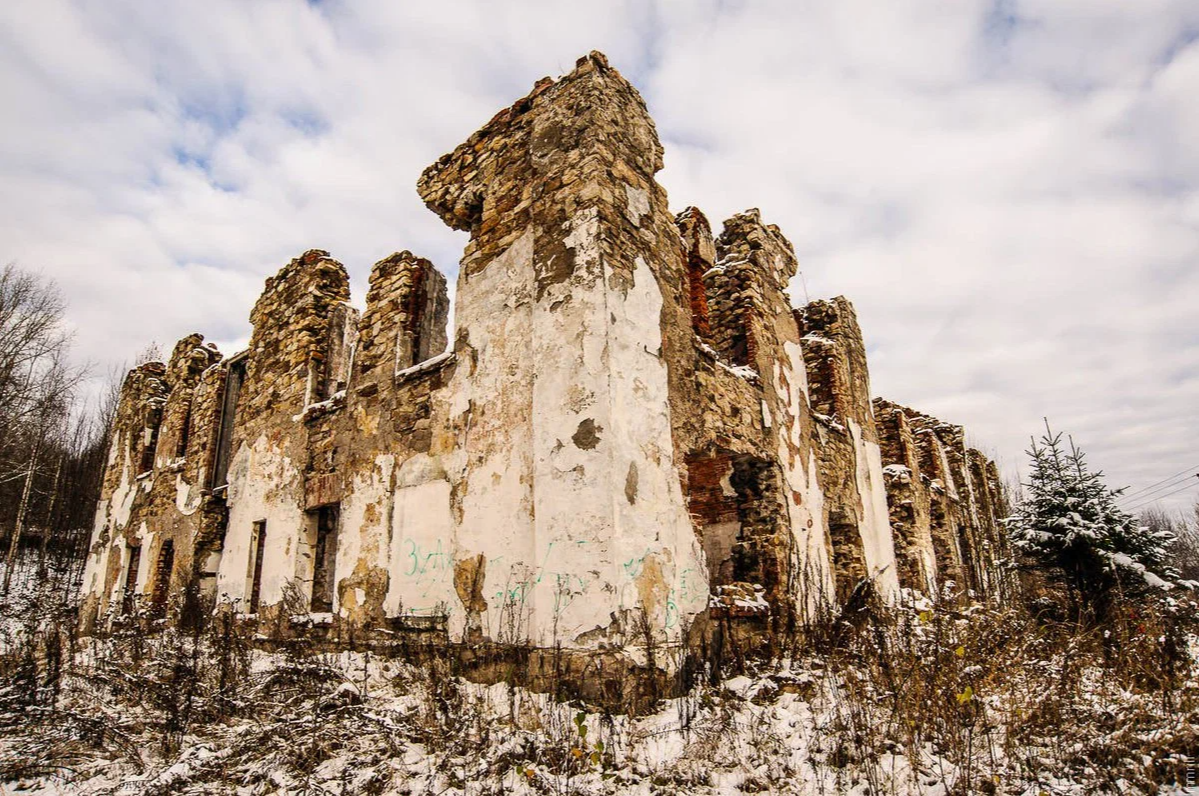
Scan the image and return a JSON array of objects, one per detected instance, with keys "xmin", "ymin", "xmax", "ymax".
[{"xmin": 1007, "ymin": 423, "xmax": 1176, "ymax": 620}]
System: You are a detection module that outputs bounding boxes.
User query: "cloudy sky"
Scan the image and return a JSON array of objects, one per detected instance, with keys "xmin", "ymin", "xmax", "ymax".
[{"xmin": 2, "ymin": 0, "xmax": 1197, "ymax": 511}]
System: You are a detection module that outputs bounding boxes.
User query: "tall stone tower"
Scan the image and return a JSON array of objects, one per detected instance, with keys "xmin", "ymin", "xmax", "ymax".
[{"xmin": 416, "ymin": 52, "xmax": 710, "ymax": 645}]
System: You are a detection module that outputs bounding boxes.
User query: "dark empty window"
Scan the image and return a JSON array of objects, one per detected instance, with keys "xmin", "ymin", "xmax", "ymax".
[
  {"xmin": 138, "ymin": 407, "xmax": 162, "ymax": 474},
  {"xmin": 176, "ymin": 401, "xmax": 192, "ymax": 459},
  {"xmin": 212, "ymin": 358, "xmax": 246, "ymax": 489},
  {"xmin": 310, "ymin": 504, "xmax": 340, "ymax": 613},
  {"xmin": 121, "ymin": 545, "xmax": 142, "ymax": 615},
  {"xmin": 685, "ymin": 250, "xmax": 712, "ymax": 338},
  {"xmin": 827, "ymin": 510, "xmax": 866, "ymax": 606},
  {"xmin": 150, "ymin": 540, "xmax": 175, "ymax": 619},
  {"xmin": 248, "ymin": 521, "xmax": 267, "ymax": 613}
]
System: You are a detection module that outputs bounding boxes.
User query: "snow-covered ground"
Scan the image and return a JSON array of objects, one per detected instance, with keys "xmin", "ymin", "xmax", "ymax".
[{"xmin": 3, "ymin": 595, "xmax": 1197, "ymax": 794}]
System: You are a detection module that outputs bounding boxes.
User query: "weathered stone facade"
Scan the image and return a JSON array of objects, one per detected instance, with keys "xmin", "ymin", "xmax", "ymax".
[{"xmin": 80, "ymin": 53, "xmax": 1009, "ymax": 662}]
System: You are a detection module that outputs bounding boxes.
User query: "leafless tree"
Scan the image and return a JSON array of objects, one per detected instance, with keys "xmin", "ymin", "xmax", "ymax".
[
  {"xmin": 0, "ymin": 263, "xmax": 90, "ymax": 596},
  {"xmin": 1161, "ymin": 502, "xmax": 1199, "ymax": 584},
  {"xmin": 1142, "ymin": 506, "xmax": 1199, "ymax": 584}
]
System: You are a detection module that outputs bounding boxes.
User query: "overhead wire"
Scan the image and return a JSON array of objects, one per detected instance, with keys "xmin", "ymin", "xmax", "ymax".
[
  {"xmin": 1118, "ymin": 463, "xmax": 1199, "ymax": 502},
  {"xmin": 1123, "ymin": 477, "xmax": 1199, "ymax": 513},
  {"xmin": 1118, "ymin": 471, "xmax": 1199, "ymax": 506}
]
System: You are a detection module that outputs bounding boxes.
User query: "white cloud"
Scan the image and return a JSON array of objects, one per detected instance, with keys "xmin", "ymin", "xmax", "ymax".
[{"xmin": 1, "ymin": 0, "xmax": 1196, "ymax": 510}]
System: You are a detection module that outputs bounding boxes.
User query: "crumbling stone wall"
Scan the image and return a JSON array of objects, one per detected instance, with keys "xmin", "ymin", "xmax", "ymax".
[
  {"xmin": 872, "ymin": 398, "xmax": 1010, "ymax": 598},
  {"xmin": 80, "ymin": 51, "xmax": 1012, "ymax": 686},
  {"xmin": 698, "ymin": 210, "xmax": 834, "ymax": 623},
  {"xmin": 872, "ymin": 400, "xmax": 937, "ymax": 592},
  {"xmin": 211, "ymin": 250, "xmax": 359, "ymax": 618},
  {"xmin": 795, "ymin": 298, "xmax": 899, "ymax": 604},
  {"xmin": 79, "ymin": 336, "xmax": 222, "ymax": 630},
  {"xmin": 358, "ymin": 251, "xmax": 449, "ymax": 378}
]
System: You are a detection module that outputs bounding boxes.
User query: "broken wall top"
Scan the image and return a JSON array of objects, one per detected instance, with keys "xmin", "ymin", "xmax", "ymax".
[{"xmin": 418, "ymin": 51, "xmax": 664, "ymax": 236}]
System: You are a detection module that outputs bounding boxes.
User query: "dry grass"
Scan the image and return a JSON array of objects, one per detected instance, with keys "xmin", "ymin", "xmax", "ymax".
[{"xmin": 1, "ymin": 582, "xmax": 1196, "ymax": 794}]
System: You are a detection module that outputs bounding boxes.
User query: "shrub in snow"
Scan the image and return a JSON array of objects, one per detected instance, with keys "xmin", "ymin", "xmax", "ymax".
[{"xmin": 1006, "ymin": 423, "xmax": 1178, "ymax": 623}]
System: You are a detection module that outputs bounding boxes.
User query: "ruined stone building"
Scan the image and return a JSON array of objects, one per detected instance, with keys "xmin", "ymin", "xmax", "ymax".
[{"xmin": 80, "ymin": 52, "xmax": 1011, "ymax": 660}]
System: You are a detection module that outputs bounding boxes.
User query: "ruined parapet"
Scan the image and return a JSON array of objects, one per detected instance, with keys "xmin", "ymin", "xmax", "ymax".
[
  {"xmin": 79, "ymin": 360, "xmax": 169, "ymax": 628},
  {"xmin": 78, "ymin": 51, "xmax": 1014, "ymax": 696},
  {"xmin": 358, "ymin": 251, "xmax": 450, "ymax": 380},
  {"xmin": 79, "ymin": 332, "xmax": 228, "ymax": 630},
  {"xmin": 705, "ymin": 209, "xmax": 793, "ymax": 368},
  {"xmin": 795, "ymin": 298, "xmax": 874, "ymax": 427},
  {"xmin": 243, "ymin": 250, "xmax": 354, "ymax": 425},
  {"xmin": 903, "ymin": 408, "xmax": 970, "ymax": 592},
  {"xmin": 924, "ymin": 425, "xmax": 1010, "ymax": 599},
  {"xmin": 675, "ymin": 208, "xmax": 835, "ymax": 626},
  {"xmin": 156, "ymin": 334, "xmax": 222, "ymax": 472},
  {"xmin": 793, "ymin": 297, "xmax": 898, "ymax": 603},
  {"xmin": 966, "ymin": 448, "xmax": 1013, "ymax": 600}
]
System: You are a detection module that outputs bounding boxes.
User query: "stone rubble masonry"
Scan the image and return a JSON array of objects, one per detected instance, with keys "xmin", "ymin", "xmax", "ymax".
[
  {"xmin": 79, "ymin": 51, "xmax": 1010, "ymax": 680},
  {"xmin": 872, "ymin": 398, "xmax": 1013, "ymax": 600},
  {"xmin": 794, "ymin": 298, "xmax": 899, "ymax": 605},
  {"xmin": 79, "ymin": 335, "xmax": 222, "ymax": 632}
]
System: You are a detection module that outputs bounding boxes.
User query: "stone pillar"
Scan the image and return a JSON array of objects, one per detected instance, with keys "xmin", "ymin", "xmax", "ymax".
[
  {"xmin": 358, "ymin": 251, "xmax": 449, "ymax": 381},
  {"xmin": 873, "ymin": 398, "xmax": 937, "ymax": 593},
  {"xmin": 701, "ymin": 210, "xmax": 836, "ymax": 618},
  {"xmin": 795, "ymin": 297, "xmax": 899, "ymax": 602}
]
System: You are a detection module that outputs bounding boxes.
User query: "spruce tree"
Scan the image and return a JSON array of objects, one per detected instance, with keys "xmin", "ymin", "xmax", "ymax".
[{"xmin": 1007, "ymin": 423, "xmax": 1176, "ymax": 622}]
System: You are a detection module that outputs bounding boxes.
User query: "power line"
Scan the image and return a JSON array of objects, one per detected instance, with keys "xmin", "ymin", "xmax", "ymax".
[
  {"xmin": 1124, "ymin": 478, "xmax": 1199, "ymax": 513},
  {"xmin": 1119, "ymin": 463, "xmax": 1199, "ymax": 501},
  {"xmin": 1118, "ymin": 471, "xmax": 1199, "ymax": 506},
  {"xmin": 1119, "ymin": 471, "xmax": 1199, "ymax": 505}
]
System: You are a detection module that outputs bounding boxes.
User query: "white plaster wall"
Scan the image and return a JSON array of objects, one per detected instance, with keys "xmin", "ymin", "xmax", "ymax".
[
  {"xmin": 775, "ymin": 343, "xmax": 835, "ymax": 612},
  {"xmin": 106, "ymin": 537, "xmax": 130, "ymax": 610},
  {"xmin": 82, "ymin": 435, "xmax": 138, "ymax": 608},
  {"xmin": 530, "ymin": 206, "xmax": 621, "ymax": 644},
  {"xmin": 331, "ymin": 453, "xmax": 394, "ymax": 615},
  {"xmin": 385, "ymin": 471, "xmax": 455, "ymax": 623},
  {"xmin": 848, "ymin": 417, "xmax": 900, "ymax": 600},
  {"xmin": 216, "ymin": 435, "xmax": 304, "ymax": 611},
  {"xmin": 526, "ymin": 197, "xmax": 708, "ymax": 646},
  {"xmin": 134, "ymin": 523, "xmax": 156, "ymax": 597},
  {"xmin": 174, "ymin": 471, "xmax": 204, "ymax": 515},
  {"xmin": 437, "ymin": 195, "xmax": 710, "ymax": 647},
  {"xmin": 80, "ymin": 497, "xmax": 111, "ymax": 604},
  {"xmin": 449, "ymin": 229, "xmax": 539, "ymax": 642},
  {"xmin": 605, "ymin": 254, "xmax": 708, "ymax": 639}
]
